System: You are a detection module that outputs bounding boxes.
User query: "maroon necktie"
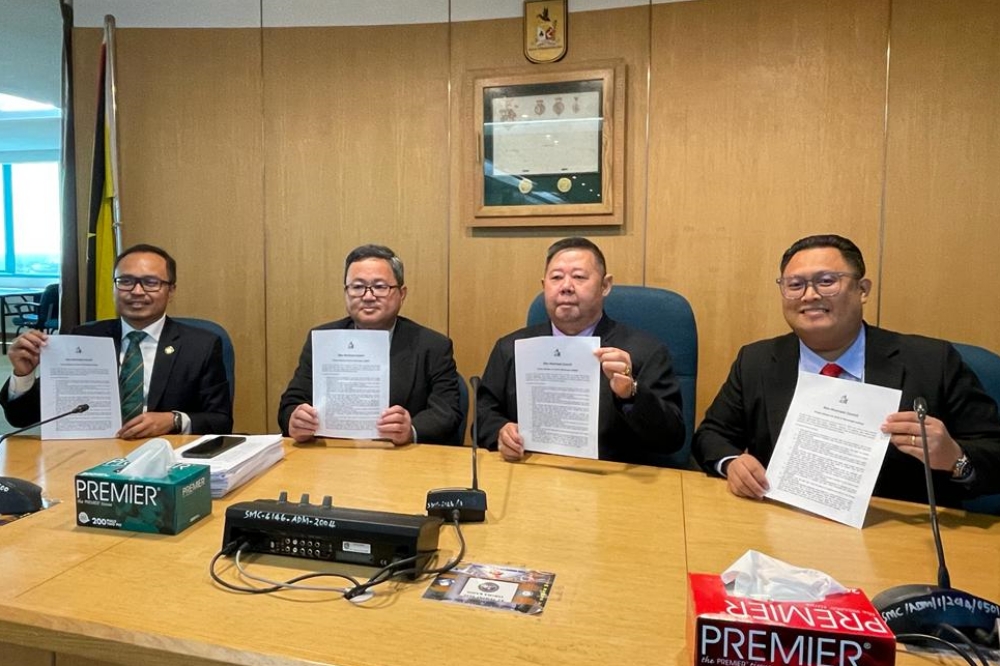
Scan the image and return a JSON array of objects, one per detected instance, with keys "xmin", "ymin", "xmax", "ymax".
[{"xmin": 819, "ymin": 363, "xmax": 844, "ymax": 378}]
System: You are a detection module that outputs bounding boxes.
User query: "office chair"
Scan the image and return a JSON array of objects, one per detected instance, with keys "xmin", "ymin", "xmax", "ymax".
[
  {"xmin": 13, "ymin": 283, "xmax": 60, "ymax": 334},
  {"xmin": 952, "ymin": 342, "xmax": 1000, "ymax": 516},
  {"xmin": 527, "ymin": 284, "xmax": 698, "ymax": 469},
  {"xmin": 173, "ymin": 317, "xmax": 236, "ymax": 401}
]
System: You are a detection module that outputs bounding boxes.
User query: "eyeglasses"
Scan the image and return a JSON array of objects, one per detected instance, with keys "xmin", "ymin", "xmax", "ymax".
[
  {"xmin": 344, "ymin": 283, "xmax": 399, "ymax": 298},
  {"xmin": 776, "ymin": 271, "xmax": 859, "ymax": 299},
  {"xmin": 113, "ymin": 276, "xmax": 173, "ymax": 292}
]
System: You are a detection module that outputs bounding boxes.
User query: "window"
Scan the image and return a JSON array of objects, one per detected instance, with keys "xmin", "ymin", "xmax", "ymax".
[
  {"xmin": 0, "ymin": 87, "xmax": 64, "ymax": 279},
  {"xmin": 1, "ymin": 159, "xmax": 62, "ymax": 276}
]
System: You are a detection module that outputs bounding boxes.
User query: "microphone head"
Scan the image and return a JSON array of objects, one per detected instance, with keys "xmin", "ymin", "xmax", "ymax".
[
  {"xmin": 73, "ymin": 404, "xmax": 90, "ymax": 414},
  {"xmin": 913, "ymin": 397, "xmax": 928, "ymax": 418}
]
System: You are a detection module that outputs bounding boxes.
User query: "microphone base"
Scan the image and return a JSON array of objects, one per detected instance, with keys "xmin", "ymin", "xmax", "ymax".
[
  {"xmin": 425, "ymin": 487, "xmax": 487, "ymax": 523},
  {"xmin": 873, "ymin": 584, "xmax": 1000, "ymax": 647}
]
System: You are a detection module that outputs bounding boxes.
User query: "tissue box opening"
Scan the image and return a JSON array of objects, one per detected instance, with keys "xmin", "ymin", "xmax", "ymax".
[
  {"xmin": 688, "ymin": 573, "xmax": 895, "ymax": 666},
  {"xmin": 75, "ymin": 458, "xmax": 211, "ymax": 534}
]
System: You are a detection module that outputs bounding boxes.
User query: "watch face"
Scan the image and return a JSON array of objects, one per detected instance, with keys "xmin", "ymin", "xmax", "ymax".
[{"xmin": 953, "ymin": 455, "xmax": 971, "ymax": 479}]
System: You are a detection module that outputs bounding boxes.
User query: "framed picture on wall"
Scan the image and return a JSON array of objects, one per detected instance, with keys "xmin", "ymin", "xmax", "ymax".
[{"xmin": 471, "ymin": 64, "xmax": 625, "ymax": 228}]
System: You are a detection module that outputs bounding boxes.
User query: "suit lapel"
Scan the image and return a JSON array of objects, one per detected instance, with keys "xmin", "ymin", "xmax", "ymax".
[
  {"xmin": 862, "ymin": 324, "xmax": 904, "ymax": 398},
  {"xmin": 146, "ymin": 318, "xmax": 179, "ymax": 410},
  {"xmin": 109, "ymin": 320, "xmax": 124, "ymax": 358},
  {"xmin": 592, "ymin": 313, "xmax": 613, "ymax": 340},
  {"xmin": 765, "ymin": 333, "xmax": 801, "ymax": 441},
  {"xmin": 389, "ymin": 319, "xmax": 415, "ymax": 406}
]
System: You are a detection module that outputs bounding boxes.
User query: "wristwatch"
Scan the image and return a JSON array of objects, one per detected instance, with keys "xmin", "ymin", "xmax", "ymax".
[
  {"xmin": 171, "ymin": 411, "xmax": 182, "ymax": 435},
  {"xmin": 951, "ymin": 453, "xmax": 973, "ymax": 481}
]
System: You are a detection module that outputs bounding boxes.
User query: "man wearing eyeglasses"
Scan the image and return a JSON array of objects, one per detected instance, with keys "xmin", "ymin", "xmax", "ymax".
[
  {"xmin": 278, "ymin": 244, "xmax": 462, "ymax": 446},
  {"xmin": 1, "ymin": 244, "xmax": 233, "ymax": 438},
  {"xmin": 693, "ymin": 234, "xmax": 1000, "ymax": 508}
]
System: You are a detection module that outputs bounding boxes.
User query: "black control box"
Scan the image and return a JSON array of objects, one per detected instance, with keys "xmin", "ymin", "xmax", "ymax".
[{"xmin": 222, "ymin": 492, "xmax": 443, "ymax": 575}]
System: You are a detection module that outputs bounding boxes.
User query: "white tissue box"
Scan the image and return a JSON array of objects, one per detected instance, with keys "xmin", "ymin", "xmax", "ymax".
[
  {"xmin": 74, "ymin": 458, "xmax": 211, "ymax": 534},
  {"xmin": 688, "ymin": 573, "xmax": 895, "ymax": 666}
]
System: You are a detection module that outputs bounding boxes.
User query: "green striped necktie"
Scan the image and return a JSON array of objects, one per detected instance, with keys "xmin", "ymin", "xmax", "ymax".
[{"xmin": 119, "ymin": 330, "xmax": 147, "ymax": 423}]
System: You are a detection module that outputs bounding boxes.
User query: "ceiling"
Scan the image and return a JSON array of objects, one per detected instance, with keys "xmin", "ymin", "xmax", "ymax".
[
  {"xmin": 0, "ymin": 0, "xmax": 63, "ymax": 157},
  {"xmin": 0, "ymin": 0, "xmax": 63, "ymax": 107}
]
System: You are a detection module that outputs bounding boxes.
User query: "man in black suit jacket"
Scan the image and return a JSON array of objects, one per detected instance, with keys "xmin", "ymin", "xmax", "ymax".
[
  {"xmin": 694, "ymin": 234, "xmax": 1000, "ymax": 508},
  {"xmin": 2, "ymin": 244, "xmax": 233, "ymax": 437},
  {"xmin": 278, "ymin": 245, "xmax": 462, "ymax": 445},
  {"xmin": 477, "ymin": 237, "xmax": 685, "ymax": 465}
]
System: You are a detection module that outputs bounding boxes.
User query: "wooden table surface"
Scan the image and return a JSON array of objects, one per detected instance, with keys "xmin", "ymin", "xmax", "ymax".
[{"xmin": 0, "ymin": 437, "xmax": 996, "ymax": 666}]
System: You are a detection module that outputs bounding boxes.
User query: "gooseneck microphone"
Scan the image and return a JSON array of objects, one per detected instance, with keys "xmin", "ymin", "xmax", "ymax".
[
  {"xmin": 0, "ymin": 403, "xmax": 90, "ymax": 444},
  {"xmin": 425, "ymin": 376, "xmax": 488, "ymax": 522},
  {"xmin": 0, "ymin": 403, "xmax": 89, "ymax": 515},
  {"xmin": 914, "ymin": 397, "xmax": 951, "ymax": 590},
  {"xmin": 470, "ymin": 376, "xmax": 482, "ymax": 494},
  {"xmin": 872, "ymin": 397, "xmax": 999, "ymax": 649}
]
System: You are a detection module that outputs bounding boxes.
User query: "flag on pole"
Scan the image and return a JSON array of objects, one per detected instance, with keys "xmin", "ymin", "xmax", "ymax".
[
  {"xmin": 86, "ymin": 40, "xmax": 117, "ymax": 321},
  {"xmin": 58, "ymin": 0, "xmax": 81, "ymax": 331}
]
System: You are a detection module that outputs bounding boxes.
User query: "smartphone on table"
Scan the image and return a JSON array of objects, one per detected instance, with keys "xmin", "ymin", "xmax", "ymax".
[{"xmin": 181, "ymin": 436, "xmax": 246, "ymax": 459}]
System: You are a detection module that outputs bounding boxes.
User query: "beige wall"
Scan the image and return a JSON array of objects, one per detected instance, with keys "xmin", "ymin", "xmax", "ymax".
[
  {"xmin": 72, "ymin": 0, "xmax": 1000, "ymax": 435},
  {"xmin": 647, "ymin": 0, "xmax": 889, "ymax": 416},
  {"xmin": 880, "ymin": 0, "xmax": 1000, "ymax": 346},
  {"xmin": 261, "ymin": 24, "xmax": 451, "ymax": 422},
  {"xmin": 74, "ymin": 28, "xmax": 267, "ymax": 433}
]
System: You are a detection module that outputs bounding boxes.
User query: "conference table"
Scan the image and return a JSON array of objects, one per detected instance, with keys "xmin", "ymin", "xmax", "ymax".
[{"xmin": 0, "ymin": 437, "xmax": 997, "ymax": 666}]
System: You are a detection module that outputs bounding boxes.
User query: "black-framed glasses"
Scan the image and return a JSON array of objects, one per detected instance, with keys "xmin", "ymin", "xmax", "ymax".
[
  {"xmin": 113, "ymin": 276, "xmax": 173, "ymax": 292},
  {"xmin": 776, "ymin": 271, "xmax": 859, "ymax": 299},
  {"xmin": 344, "ymin": 283, "xmax": 399, "ymax": 298}
]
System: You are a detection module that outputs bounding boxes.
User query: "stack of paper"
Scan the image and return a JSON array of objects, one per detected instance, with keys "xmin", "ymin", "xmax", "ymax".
[{"xmin": 174, "ymin": 435, "xmax": 285, "ymax": 498}]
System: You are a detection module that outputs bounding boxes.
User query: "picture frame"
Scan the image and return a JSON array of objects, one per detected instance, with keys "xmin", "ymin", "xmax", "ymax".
[{"xmin": 471, "ymin": 64, "xmax": 625, "ymax": 228}]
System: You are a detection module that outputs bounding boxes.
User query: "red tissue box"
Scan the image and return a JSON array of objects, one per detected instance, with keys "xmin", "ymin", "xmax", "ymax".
[{"xmin": 688, "ymin": 573, "xmax": 895, "ymax": 666}]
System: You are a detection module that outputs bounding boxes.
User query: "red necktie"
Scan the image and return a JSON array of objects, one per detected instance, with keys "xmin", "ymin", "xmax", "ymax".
[{"xmin": 820, "ymin": 363, "xmax": 844, "ymax": 378}]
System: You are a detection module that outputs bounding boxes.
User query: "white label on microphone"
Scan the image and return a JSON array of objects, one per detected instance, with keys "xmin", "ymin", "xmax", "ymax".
[{"xmin": 342, "ymin": 541, "xmax": 371, "ymax": 554}]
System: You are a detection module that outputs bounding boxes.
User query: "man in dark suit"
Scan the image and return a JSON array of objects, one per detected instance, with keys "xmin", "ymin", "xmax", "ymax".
[
  {"xmin": 477, "ymin": 237, "xmax": 685, "ymax": 466},
  {"xmin": 694, "ymin": 234, "xmax": 1000, "ymax": 508},
  {"xmin": 2, "ymin": 244, "xmax": 232, "ymax": 437},
  {"xmin": 278, "ymin": 244, "xmax": 462, "ymax": 445}
]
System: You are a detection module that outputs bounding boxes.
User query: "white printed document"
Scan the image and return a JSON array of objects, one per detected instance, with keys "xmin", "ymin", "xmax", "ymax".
[
  {"xmin": 491, "ymin": 91, "xmax": 602, "ymax": 175},
  {"xmin": 39, "ymin": 335, "xmax": 122, "ymax": 440},
  {"xmin": 515, "ymin": 336, "xmax": 600, "ymax": 459},
  {"xmin": 175, "ymin": 434, "xmax": 285, "ymax": 498},
  {"xmin": 765, "ymin": 372, "xmax": 902, "ymax": 528},
  {"xmin": 311, "ymin": 329, "xmax": 390, "ymax": 439}
]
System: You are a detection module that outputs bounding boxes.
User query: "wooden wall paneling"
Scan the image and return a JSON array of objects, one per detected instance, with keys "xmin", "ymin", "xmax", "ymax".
[
  {"xmin": 71, "ymin": 29, "xmax": 266, "ymax": 433},
  {"xmin": 68, "ymin": 0, "xmax": 1000, "ymax": 442},
  {"xmin": 646, "ymin": 0, "xmax": 890, "ymax": 420},
  {"xmin": 881, "ymin": 0, "xmax": 1000, "ymax": 352},
  {"xmin": 449, "ymin": 6, "xmax": 651, "ymax": 386},
  {"xmin": 109, "ymin": 29, "xmax": 266, "ymax": 433},
  {"xmin": 261, "ymin": 24, "xmax": 451, "ymax": 425}
]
